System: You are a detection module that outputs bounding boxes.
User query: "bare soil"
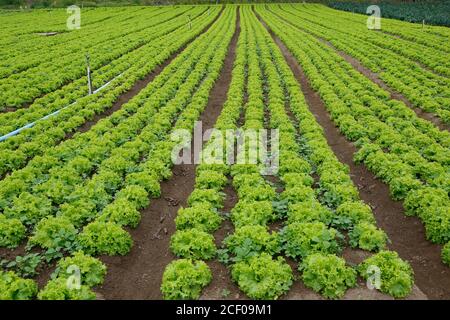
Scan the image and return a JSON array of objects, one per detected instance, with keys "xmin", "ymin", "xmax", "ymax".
[
  {"xmin": 96, "ymin": 8, "xmax": 240, "ymax": 300},
  {"xmin": 257, "ymin": 12, "xmax": 449, "ymax": 300}
]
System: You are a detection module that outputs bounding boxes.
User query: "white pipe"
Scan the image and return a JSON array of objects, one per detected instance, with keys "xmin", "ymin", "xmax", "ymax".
[{"xmin": 0, "ymin": 72, "xmax": 123, "ymax": 143}]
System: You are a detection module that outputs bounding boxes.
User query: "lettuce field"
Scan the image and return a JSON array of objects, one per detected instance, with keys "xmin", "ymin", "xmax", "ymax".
[{"xmin": 0, "ymin": 3, "xmax": 449, "ymax": 301}]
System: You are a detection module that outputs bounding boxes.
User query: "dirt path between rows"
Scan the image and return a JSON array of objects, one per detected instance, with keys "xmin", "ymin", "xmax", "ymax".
[
  {"xmin": 270, "ymin": 7, "xmax": 449, "ymax": 132},
  {"xmin": 97, "ymin": 8, "xmax": 240, "ymax": 300},
  {"xmin": 256, "ymin": 10, "xmax": 450, "ymax": 300}
]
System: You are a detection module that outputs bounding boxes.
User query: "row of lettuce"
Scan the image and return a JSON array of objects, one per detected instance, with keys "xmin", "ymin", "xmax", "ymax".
[
  {"xmin": 1, "ymin": 7, "xmax": 170, "ymax": 77},
  {"xmin": 0, "ymin": 6, "xmax": 220, "ymax": 179},
  {"xmin": 315, "ymin": 4, "xmax": 450, "ymax": 53},
  {"xmin": 268, "ymin": 4, "xmax": 450, "ymax": 124},
  {"xmin": 160, "ymin": 7, "xmax": 416, "ymax": 301},
  {"xmin": 0, "ymin": 6, "xmax": 199, "ymax": 109},
  {"xmin": 256, "ymin": 6, "xmax": 450, "ymax": 267},
  {"xmin": 0, "ymin": 7, "xmax": 236, "ymax": 300}
]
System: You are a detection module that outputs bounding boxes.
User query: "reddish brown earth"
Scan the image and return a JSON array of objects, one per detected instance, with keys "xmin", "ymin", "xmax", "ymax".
[
  {"xmin": 96, "ymin": 8, "xmax": 240, "ymax": 300},
  {"xmin": 255, "ymin": 11, "xmax": 450, "ymax": 300}
]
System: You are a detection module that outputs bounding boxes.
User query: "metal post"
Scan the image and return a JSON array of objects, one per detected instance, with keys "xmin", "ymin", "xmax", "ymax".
[
  {"xmin": 422, "ymin": 19, "xmax": 425, "ymax": 29},
  {"xmin": 86, "ymin": 53, "xmax": 92, "ymax": 95},
  {"xmin": 188, "ymin": 14, "xmax": 191, "ymax": 30}
]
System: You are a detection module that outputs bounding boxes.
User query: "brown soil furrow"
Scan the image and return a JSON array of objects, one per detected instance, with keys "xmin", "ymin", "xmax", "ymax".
[
  {"xmin": 256, "ymin": 11, "xmax": 450, "ymax": 300},
  {"xmin": 271, "ymin": 7, "xmax": 448, "ymax": 131},
  {"xmin": 97, "ymin": 8, "xmax": 240, "ymax": 300},
  {"xmin": 201, "ymin": 182, "xmax": 242, "ymax": 300}
]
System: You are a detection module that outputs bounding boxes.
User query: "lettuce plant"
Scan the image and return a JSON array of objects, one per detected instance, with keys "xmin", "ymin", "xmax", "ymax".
[
  {"xmin": 187, "ymin": 188, "xmax": 225, "ymax": 209},
  {"xmin": 29, "ymin": 216, "xmax": 78, "ymax": 250},
  {"xmin": 287, "ymin": 201, "xmax": 333, "ymax": 225},
  {"xmin": 59, "ymin": 200, "xmax": 97, "ymax": 227},
  {"xmin": 0, "ymin": 215, "xmax": 26, "ymax": 248},
  {"xmin": 77, "ymin": 221, "xmax": 132, "ymax": 256},
  {"xmin": 403, "ymin": 187, "xmax": 448, "ymax": 218},
  {"xmin": 278, "ymin": 158, "xmax": 311, "ymax": 176},
  {"xmin": 53, "ymin": 251, "xmax": 107, "ymax": 287},
  {"xmin": 230, "ymin": 164, "xmax": 259, "ymax": 177},
  {"xmin": 300, "ymin": 253, "xmax": 356, "ymax": 299},
  {"xmin": 349, "ymin": 222, "xmax": 388, "ymax": 252},
  {"xmin": 236, "ymin": 184, "xmax": 276, "ymax": 202},
  {"xmin": 196, "ymin": 163, "xmax": 230, "ymax": 176},
  {"xmin": 231, "ymin": 253, "xmax": 293, "ymax": 300},
  {"xmin": 358, "ymin": 251, "xmax": 414, "ymax": 299},
  {"xmin": 37, "ymin": 278, "xmax": 96, "ymax": 300},
  {"xmin": 0, "ymin": 271, "xmax": 37, "ymax": 300},
  {"xmin": 4, "ymin": 192, "xmax": 53, "ymax": 226},
  {"xmin": 170, "ymin": 229, "xmax": 217, "ymax": 260},
  {"xmin": 125, "ymin": 172, "xmax": 161, "ymax": 198},
  {"xmin": 161, "ymin": 259, "xmax": 212, "ymax": 300},
  {"xmin": 195, "ymin": 170, "xmax": 228, "ymax": 191},
  {"xmin": 223, "ymin": 225, "xmax": 280, "ymax": 262},
  {"xmin": 333, "ymin": 201, "xmax": 376, "ymax": 230},
  {"xmin": 98, "ymin": 198, "xmax": 141, "ymax": 228},
  {"xmin": 175, "ymin": 203, "xmax": 222, "ymax": 233},
  {"xmin": 232, "ymin": 173, "xmax": 265, "ymax": 191},
  {"xmin": 115, "ymin": 185, "xmax": 149, "ymax": 210},
  {"xmin": 231, "ymin": 200, "xmax": 275, "ymax": 227},
  {"xmin": 422, "ymin": 206, "xmax": 450, "ymax": 244},
  {"xmin": 280, "ymin": 172, "xmax": 314, "ymax": 188},
  {"xmin": 281, "ymin": 185, "xmax": 316, "ymax": 204},
  {"xmin": 280, "ymin": 222, "xmax": 342, "ymax": 259}
]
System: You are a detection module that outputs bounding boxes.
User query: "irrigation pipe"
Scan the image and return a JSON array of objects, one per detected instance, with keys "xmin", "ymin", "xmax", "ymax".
[{"xmin": 0, "ymin": 73, "xmax": 123, "ymax": 142}]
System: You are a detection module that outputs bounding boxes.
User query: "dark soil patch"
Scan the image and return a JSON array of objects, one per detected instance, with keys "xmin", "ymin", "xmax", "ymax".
[
  {"xmin": 258, "ymin": 13, "xmax": 449, "ymax": 300},
  {"xmin": 201, "ymin": 182, "xmax": 241, "ymax": 300},
  {"xmin": 97, "ymin": 8, "xmax": 240, "ymax": 300},
  {"xmin": 0, "ymin": 243, "xmax": 58, "ymax": 290}
]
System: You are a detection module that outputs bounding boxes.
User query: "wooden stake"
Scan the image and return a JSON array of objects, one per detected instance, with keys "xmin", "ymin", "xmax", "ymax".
[{"xmin": 86, "ymin": 53, "xmax": 92, "ymax": 95}]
